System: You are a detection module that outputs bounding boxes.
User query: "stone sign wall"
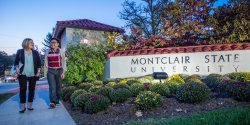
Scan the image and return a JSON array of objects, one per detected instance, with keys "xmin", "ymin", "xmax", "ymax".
[{"xmin": 105, "ymin": 43, "xmax": 250, "ymax": 78}]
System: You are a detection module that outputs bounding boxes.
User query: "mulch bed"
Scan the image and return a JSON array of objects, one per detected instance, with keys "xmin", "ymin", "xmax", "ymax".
[{"xmin": 62, "ymin": 94, "xmax": 250, "ymax": 125}]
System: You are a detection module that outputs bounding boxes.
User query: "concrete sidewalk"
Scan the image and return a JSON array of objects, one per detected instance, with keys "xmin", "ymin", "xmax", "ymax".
[{"xmin": 0, "ymin": 89, "xmax": 76, "ymax": 125}]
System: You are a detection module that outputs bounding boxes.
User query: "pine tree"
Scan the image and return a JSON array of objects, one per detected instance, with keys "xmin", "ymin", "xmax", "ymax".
[{"xmin": 42, "ymin": 28, "xmax": 54, "ymax": 53}]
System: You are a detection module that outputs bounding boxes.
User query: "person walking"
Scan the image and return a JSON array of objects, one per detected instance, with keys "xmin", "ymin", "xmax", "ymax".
[
  {"xmin": 14, "ymin": 38, "xmax": 41, "ymax": 113},
  {"xmin": 44, "ymin": 38, "xmax": 66, "ymax": 109}
]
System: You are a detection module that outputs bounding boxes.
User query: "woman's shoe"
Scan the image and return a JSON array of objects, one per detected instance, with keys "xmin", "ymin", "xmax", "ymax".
[
  {"xmin": 27, "ymin": 108, "xmax": 34, "ymax": 111},
  {"xmin": 19, "ymin": 108, "xmax": 26, "ymax": 113}
]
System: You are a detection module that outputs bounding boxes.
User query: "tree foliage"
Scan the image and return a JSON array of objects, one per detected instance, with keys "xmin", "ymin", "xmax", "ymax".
[
  {"xmin": 42, "ymin": 28, "xmax": 54, "ymax": 53},
  {"xmin": 209, "ymin": 0, "xmax": 250, "ymax": 43},
  {"xmin": 120, "ymin": 0, "xmax": 170, "ymax": 38},
  {"xmin": 65, "ymin": 43, "xmax": 107, "ymax": 85},
  {"xmin": 0, "ymin": 51, "xmax": 14, "ymax": 76},
  {"xmin": 162, "ymin": 0, "xmax": 215, "ymax": 46}
]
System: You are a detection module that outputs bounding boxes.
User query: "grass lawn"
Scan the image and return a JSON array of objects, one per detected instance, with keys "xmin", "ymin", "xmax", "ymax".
[
  {"xmin": 125, "ymin": 107, "xmax": 250, "ymax": 125},
  {"xmin": 0, "ymin": 93, "xmax": 16, "ymax": 104}
]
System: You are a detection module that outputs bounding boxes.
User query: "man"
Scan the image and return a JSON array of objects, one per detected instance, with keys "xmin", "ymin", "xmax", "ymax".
[{"xmin": 44, "ymin": 38, "xmax": 66, "ymax": 109}]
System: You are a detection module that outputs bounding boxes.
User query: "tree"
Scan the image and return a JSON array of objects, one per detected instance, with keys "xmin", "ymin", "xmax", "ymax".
[
  {"xmin": 209, "ymin": 0, "xmax": 250, "ymax": 43},
  {"xmin": 0, "ymin": 51, "xmax": 14, "ymax": 76},
  {"xmin": 120, "ymin": 0, "xmax": 170, "ymax": 38},
  {"xmin": 162, "ymin": 0, "xmax": 215, "ymax": 46},
  {"xmin": 42, "ymin": 28, "xmax": 54, "ymax": 53}
]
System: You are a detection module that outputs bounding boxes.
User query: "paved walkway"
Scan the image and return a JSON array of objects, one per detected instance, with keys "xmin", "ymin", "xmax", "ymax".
[{"xmin": 0, "ymin": 85, "xmax": 76, "ymax": 125}]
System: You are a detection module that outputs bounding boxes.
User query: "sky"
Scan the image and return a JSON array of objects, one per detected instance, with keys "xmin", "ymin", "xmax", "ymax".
[{"xmin": 0, "ymin": 0, "xmax": 228, "ymax": 55}]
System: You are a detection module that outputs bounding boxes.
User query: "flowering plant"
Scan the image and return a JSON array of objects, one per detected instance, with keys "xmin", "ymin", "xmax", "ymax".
[{"xmin": 135, "ymin": 91, "xmax": 163, "ymax": 110}]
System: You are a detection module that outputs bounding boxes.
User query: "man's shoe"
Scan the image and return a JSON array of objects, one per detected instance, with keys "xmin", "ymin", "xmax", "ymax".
[{"xmin": 49, "ymin": 103, "xmax": 55, "ymax": 109}]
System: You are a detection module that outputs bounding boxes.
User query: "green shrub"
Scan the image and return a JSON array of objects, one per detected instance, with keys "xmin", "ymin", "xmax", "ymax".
[
  {"xmin": 138, "ymin": 75, "xmax": 154, "ymax": 83},
  {"xmin": 135, "ymin": 91, "xmax": 163, "ymax": 110},
  {"xmin": 217, "ymin": 79, "xmax": 237, "ymax": 97},
  {"xmin": 143, "ymin": 82, "xmax": 152, "ymax": 90},
  {"xmin": 60, "ymin": 86, "xmax": 77, "ymax": 101},
  {"xmin": 106, "ymin": 82, "xmax": 116, "ymax": 87},
  {"xmin": 126, "ymin": 80, "xmax": 141, "ymax": 86},
  {"xmin": 149, "ymin": 83, "xmax": 170, "ymax": 97},
  {"xmin": 88, "ymin": 85, "xmax": 103, "ymax": 93},
  {"xmin": 130, "ymin": 83, "xmax": 144, "ymax": 96},
  {"xmin": 185, "ymin": 78, "xmax": 203, "ymax": 84},
  {"xmin": 231, "ymin": 82, "xmax": 250, "ymax": 101},
  {"xmin": 70, "ymin": 89, "xmax": 87, "ymax": 103},
  {"xmin": 91, "ymin": 80, "xmax": 104, "ymax": 86},
  {"xmin": 164, "ymin": 81, "xmax": 185, "ymax": 95},
  {"xmin": 204, "ymin": 74, "xmax": 226, "ymax": 91},
  {"xmin": 185, "ymin": 74, "xmax": 201, "ymax": 82},
  {"xmin": 74, "ymin": 93, "xmax": 93, "ymax": 110},
  {"xmin": 84, "ymin": 95, "xmax": 111, "ymax": 114},
  {"xmin": 109, "ymin": 88, "xmax": 132, "ymax": 103},
  {"xmin": 112, "ymin": 83, "xmax": 130, "ymax": 90},
  {"xmin": 176, "ymin": 81, "xmax": 210, "ymax": 103},
  {"xmin": 118, "ymin": 78, "xmax": 135, "ymax": 84},
  {"xmin": 65, "ymin": 43, "xmax": 107, "ymax": 84},
  {"xmin": 168, "ymin": 74, "xmax": 185, "ymax": 84},
  {"xmin": 95, "ymin": 86, "xmax": 114, "ymax": 97},
  {"xmin": 78, "ymin": 82, "xmax": 93, "ymax": 91},
  {"xmin": 114, "ymin": 78, "xmax": 122, "ymax": 83},
  {"xmin": 227, "ymin": 72, "xmax": 250, "ymax": 83},
  {"xmin": 102, "ymin": 79, "xmax": 115, "ymax": 85}
]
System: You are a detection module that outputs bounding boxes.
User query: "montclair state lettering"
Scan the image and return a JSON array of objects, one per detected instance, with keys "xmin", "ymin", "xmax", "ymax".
[
  {"xmin": 131, "ymin": 56, "xmax": 190, "ymax": 65},
  {"xmin": 130, "ymin": 54, "xmax": 240, "ymax": 74}
]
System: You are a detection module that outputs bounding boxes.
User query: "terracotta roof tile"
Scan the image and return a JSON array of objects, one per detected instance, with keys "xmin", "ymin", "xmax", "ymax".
[
  {"xmin": 54, "ymin": 19, "xmax": 125, "ymax": 38},
  {"xmin": 106, "ymin": 43, "xmax": 250, "ymax": 59}
]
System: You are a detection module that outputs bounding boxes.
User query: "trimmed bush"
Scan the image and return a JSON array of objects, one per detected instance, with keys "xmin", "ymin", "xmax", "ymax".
[
  {"xmin": 119, "ymin": 78, "xmax": 135, "ymax": 84},
  {"xmin": 102, "ymin": 79, "xmax": 115, "ymax": 85},
  {"xmin": 176, "ymin": 81, "xmax": 210, "ymax": 103},
  {"xmin": 60, "ymin": 86, "xmax": 77, "ymax": 101},
  {"xmin": 149, "ymin": 83, "xmax": 170, "ymax": 97},
  {"xmin": 74, "ymin": 93, "xmax": 93, "ymax": 110},
  {"xmin": 204, "ymin": 74, "xmax": 227, "ymax": 91},
  {"xmin": 185, "ymin": 74, "xmax": 201, "ymax": 82},
  {"xmin": 135, "ymin": 91, "xmax": 163, "ymax": 110},
  {"xmin": 217, "ymin": 79, "xmax": 236, "ymax": 97},
  {"xmin": 130, "ymin": 83, "xmax": 144, "ymax": 96},
  {"xmin": 227, "ymin": 72, "xmax": 250, "ymax": 83},
  {"xmin": 109, "ymin": 88, "xmax": 132, "ymax": 103},
  {"xmin": 126, "ymin": 80, "xmax": 141, "ymax": 86},
  {"xmin": 91, "ymin": 80, "xmax": 104, "ymax": 86},
  {"xmin": 84, "ymin": 95, "xmax": 111, "ymax": 114},
  {"xmin": 168, "ymin": 74, "xmax": 185, "ymax": 84},
  {"xmin": 112, "ymin": 83, "xmax": 130, "ymax": 90},
  {"xmin": 95, "ymin": 86, "xmax": 114, "ymax": 97},
  {"xmin": 79, "ymin": 82, "xmax": 93, "ymax": 91},
  {"xmin": 88, "ymin": 85, "xmax": 103, "ymax": 93},
  {"xmin": 164, "ymin": 81, "xmax": 185, "ymax": 95},
  {"xmin": 70, "ymin": 89, "xmax": 87, "ymax": 103},
  {"xmin": 231, "ymin": 82, "xmax": 250, "ymax": 101},
  {"xmin": 106, "ymin": 82, "xmax": 116, "ymax": 87},
  {"xmin": 138, "ymin": 75, "xmax": 154, "ymax": 83},
  {"xmin": 143, "ymin": 82, "xmax": 152, "ymax": 90}
]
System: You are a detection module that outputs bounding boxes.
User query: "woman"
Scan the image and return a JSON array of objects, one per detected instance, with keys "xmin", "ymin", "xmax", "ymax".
[
  {"xmin": 44, "ymin": 38, "xmax": 66, "ymax": 109},
  {"xmin": 14, "ymin": 38, "xmax": 41, "ymax": 113}
]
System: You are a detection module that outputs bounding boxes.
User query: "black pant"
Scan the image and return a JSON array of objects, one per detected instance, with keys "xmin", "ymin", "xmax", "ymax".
[{"xmin": 18, "ymin": 75, "xmax": 36, "ymax": 103}]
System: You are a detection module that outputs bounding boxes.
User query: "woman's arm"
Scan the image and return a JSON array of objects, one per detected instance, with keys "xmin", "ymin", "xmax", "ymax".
[{"xmin": 14, "ymin": 49, "xmax": 21, "ymax": 74}]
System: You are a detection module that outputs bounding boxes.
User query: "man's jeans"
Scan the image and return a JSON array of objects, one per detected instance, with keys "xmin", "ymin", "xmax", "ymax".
[{"xmin": 47, "ymin": 68, "xmax": 63, "ymax": 104}]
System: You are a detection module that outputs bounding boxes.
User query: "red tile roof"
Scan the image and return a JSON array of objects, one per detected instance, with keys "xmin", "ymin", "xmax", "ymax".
[
  {"xmin": 107, "ymin": 43, "xmax": 250, "ymax": 58},
  {"xmin": 54, "ymin": 19, "xmax": 125, "ymax": 38}
]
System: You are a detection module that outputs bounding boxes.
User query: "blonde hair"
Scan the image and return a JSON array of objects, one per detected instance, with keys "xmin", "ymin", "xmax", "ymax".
[{"xmin": 22, "ymin": 38, "xmax": 33, "ymax": 49}]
